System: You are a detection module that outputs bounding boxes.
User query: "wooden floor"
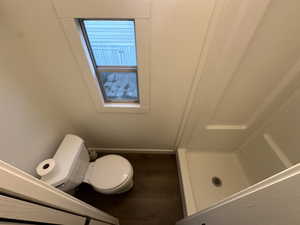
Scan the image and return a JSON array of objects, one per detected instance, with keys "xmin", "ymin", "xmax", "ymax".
[{"xmin": 74, "ymin": 153, "xmax": 183, "ymax": 225}]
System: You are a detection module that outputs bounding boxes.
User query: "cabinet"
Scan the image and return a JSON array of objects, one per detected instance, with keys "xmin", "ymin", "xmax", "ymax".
[{"xmin": 0, "ymin": 194, "xmax": 86, "ymax": 225}]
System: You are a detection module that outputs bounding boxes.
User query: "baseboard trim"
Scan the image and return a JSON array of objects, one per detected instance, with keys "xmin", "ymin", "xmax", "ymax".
[{"xmin": 88, "ymin": 147, "xmax": 176, "ymax": 154}]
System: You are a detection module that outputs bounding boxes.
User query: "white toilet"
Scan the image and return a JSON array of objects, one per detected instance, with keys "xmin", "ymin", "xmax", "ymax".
[{"xmin": 36, "ymin": 134, "xmax": 134, "ymax": 194}]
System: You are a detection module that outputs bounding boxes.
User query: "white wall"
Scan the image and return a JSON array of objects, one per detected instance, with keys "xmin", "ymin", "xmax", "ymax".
[
  {"xmin": 180, "ymin": 0, "xmax": 300, "ymax": 154},
  {"xmin": 0, "ymin": 12, "xmax": 76, "ymax": 175},
  {"xmin": 237, "ymin": 86, "xmax": 300, "ymax": 184},
  {"xmin": 0, "ymin": 0, "xmax": 216, "ymax": 149}
]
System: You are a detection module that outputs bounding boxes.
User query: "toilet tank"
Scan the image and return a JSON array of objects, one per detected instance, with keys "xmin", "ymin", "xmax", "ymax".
[{"xmin": 41, "ymin": 134, "xmax": 90, "ymax": 191}]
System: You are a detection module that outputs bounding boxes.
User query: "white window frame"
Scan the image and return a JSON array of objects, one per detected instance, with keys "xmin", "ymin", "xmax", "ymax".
[
  {"xmin": 61, "ymin": 18, "xmax": 150, "ymax": 113},
  {"xmin": 79, "ymin": 19, "xmax": 140, "ymax": 104}
]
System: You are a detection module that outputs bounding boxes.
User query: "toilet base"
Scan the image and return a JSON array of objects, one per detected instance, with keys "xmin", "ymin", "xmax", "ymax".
[
  {"xmin": 95, "ymin": 178, "xmax": 134, "ymax": 194},
  {"xmin": 114, "ymin": 179, "xmax": 134, "ymax": 194}
]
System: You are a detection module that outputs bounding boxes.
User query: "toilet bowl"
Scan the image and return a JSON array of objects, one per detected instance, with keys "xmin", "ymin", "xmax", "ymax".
[
  {"xmin": 84, "ymin": 155, "xmax": 134, "ymax": 194},
  {"xmin": 36, "ymin": 134, "xmax": 134, "ymax": 194}
]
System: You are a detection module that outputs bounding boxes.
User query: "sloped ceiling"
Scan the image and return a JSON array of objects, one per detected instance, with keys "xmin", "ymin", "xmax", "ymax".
[
  {"xmin": 2, "ymin": 0, "xmax": 299, "ymax": 152},
  {"xmin": 0, "ymin": 0, "xmax": 215, "ymax": 148}
]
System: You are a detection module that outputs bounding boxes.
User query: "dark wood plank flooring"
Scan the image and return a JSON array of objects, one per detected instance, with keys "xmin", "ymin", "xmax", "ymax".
[{"xmin": 74, "ymin": 153, "xmax": 183, "ymax": 225}]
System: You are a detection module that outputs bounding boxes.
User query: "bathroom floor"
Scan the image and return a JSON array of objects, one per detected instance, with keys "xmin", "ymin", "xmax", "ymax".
[{"xmin": 74, "ymin": 153, "xmax": 183, "ymax": 225}]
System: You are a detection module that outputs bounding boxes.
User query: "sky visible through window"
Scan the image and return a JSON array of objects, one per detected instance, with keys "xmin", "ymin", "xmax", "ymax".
[{"xmin": 83, "ymin": 20, "xmax": 139, "ymax": 102}]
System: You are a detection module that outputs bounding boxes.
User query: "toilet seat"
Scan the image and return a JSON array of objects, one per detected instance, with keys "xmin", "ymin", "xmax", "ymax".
[{"xmin": 85, "ymin": 155, "xmax": 133, "ymax": 192}]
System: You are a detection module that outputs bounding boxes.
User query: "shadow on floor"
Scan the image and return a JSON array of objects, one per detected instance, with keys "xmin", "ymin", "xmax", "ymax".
[{"xmin": 74, "ymin": 153, "xmax": 183, "ymax": 225}]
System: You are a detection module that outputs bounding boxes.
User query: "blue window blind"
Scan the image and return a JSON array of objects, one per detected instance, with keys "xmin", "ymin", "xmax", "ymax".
[{"xmin": 83, "ymin": 20, "xmax": 137, "ymax": 67}]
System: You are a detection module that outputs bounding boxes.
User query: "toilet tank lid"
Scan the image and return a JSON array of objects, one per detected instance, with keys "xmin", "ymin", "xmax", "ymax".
[{"xmin": 41, "ymin": 134, "xmax": 84, "ymax": 187}]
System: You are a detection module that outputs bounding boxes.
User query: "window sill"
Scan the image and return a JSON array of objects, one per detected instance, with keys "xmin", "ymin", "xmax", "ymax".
[
  {"xmin": 104, "ymin": 103, "xmax": 140, "ymax": 108},
  {"xmin": 98, "ymin": 102, "xmax": 148, "ymax": 113}
]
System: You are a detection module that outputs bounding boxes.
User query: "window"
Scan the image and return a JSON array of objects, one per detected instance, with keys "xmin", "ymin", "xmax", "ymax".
[{"xmin": 80, "ymin": 19, "xmax": 139, "ymax": 103}]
